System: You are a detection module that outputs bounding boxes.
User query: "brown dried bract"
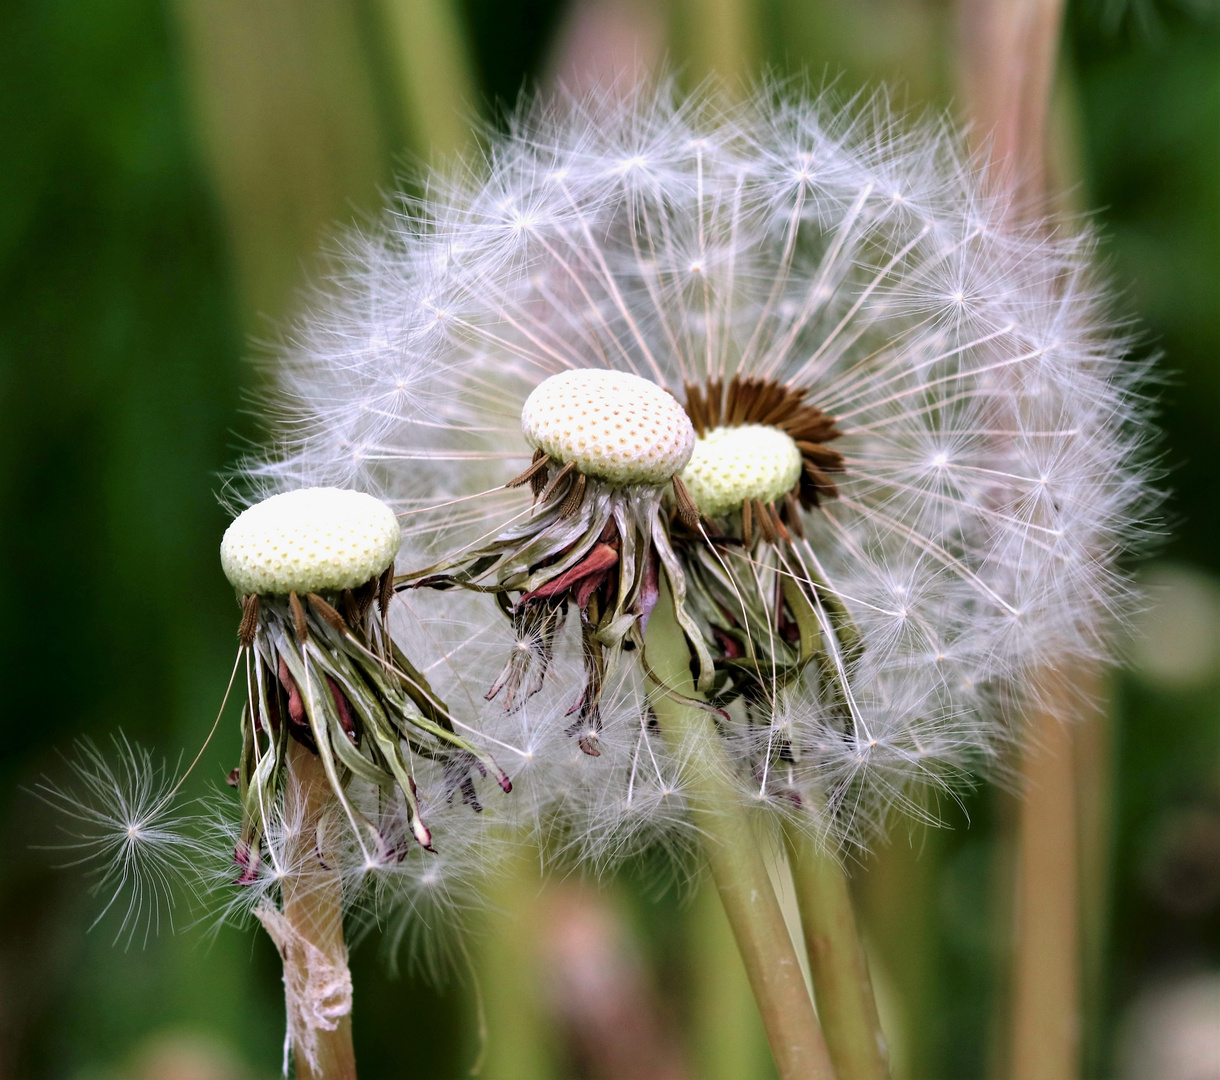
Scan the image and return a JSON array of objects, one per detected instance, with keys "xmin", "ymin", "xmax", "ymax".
[
  {"xmin": 289, "ymin": 591, "xmax": 309, "ymax": 643},
  {"xmin": 238, "ymin": 593, "xmax": 260, "ymax": 647}
]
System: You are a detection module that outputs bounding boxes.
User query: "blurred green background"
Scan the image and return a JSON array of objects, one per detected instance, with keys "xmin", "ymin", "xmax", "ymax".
[{"xmin": 0, "ymin": 2, "xmax": 1216, "ymax": 1078}]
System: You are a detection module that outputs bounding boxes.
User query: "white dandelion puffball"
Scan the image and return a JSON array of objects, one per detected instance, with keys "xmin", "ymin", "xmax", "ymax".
[
  {"xmin": 249, "ymin": 80, "xmax": 1155, "ymax": 851},
  {"xmin": 220, "ymin": 488, "xmax": 400, "ymax": 595},
  {"xmin": 682, "ymin": 425, "xmax": 804, "ymax": 516},
  {"xmin": 521, "ymin": 369, "xmax": 694, "ymax": 484}
]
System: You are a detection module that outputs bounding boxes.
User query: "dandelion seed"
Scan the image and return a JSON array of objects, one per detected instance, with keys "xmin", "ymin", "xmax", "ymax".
[{"xmin": 33, "ymin": 735, "xmax": 202, "ymax": 947}]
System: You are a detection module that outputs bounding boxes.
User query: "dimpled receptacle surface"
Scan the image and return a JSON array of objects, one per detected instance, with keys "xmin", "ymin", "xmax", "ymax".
[
  {"xmin": 680, "ymin": 424, "xmax": 804, "ymax": 517},
  {"xmin": 221, "ymin": 488, "xmax": 401, "ymax": 596},
  {"xmin": 521, "ymin": 369, "xmax": 694, "ymax": 485}
]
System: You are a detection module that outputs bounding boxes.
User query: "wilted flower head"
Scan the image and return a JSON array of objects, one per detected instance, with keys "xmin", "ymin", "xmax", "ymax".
[
  {"xmin": 249, "ymin": 79, "xmax": 1155, "ymax": 855},
  {"xmin": 218, "ymin": 486, "xmax": 510, "ymax": 875}
]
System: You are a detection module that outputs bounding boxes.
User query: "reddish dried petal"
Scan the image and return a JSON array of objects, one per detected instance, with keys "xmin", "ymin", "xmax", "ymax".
[
  {"xmin": 325, "ymin": 675, "xmax": 358, "ymax": 741},
  {"xmin": 277, "ymin": 656, "xmax": 305, "ymax": 726},
  {"xmin": 520, "ymin": 542, "xmax": 620, "ymax": 603}
]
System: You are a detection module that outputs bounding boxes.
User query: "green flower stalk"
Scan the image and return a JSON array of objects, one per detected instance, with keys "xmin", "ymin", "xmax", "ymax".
[{"xmin": 646, "ymin": 581, "xmax": 837, "ymax": 1080}]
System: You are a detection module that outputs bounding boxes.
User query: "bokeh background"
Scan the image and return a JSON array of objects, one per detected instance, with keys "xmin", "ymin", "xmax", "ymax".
[{"xmin": 1, "ymin": 1, "xmax": 1217, "ymax": 1078}]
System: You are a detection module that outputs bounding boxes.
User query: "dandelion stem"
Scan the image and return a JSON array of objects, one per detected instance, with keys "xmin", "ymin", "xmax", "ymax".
[
  {"xmin": 1008, "ymin": 671, "xmax": 1082, "ymax": 1080},
  {"xmin": 784, "ymin": 822, "xmax": 891, "ymax": 1080},
  {"xmin": 477, "ymin": 847, "xmax": 560, "ymax": 1080},
  {"xmin": 956, "ymin": 0, "xmax": 1066, "ymax": 211},
  {"xmin": 682, "ymin": 0, "xmax": 755, "ymax": 88},
  {"xmin": 276, "ymin": 740, "xmax": 357, "ymax": 1080},
  {"xmin": 687, "ymin": 870, "xmax": 772, "ymax": 1080},
  {"xmin": 645, "ymin": 583, "xmax": 835, "ymax": 1080},
  {"xmin": 770, "ymin": 579, "xmax": 888, "ymax": 1078},
  {"xmin": 957, "ymin": 6, "xmax": 1088, "ymax": 1077},
  {"xmin": 172, "ymin": 0, "xmax": 387, "ymax": 324}
]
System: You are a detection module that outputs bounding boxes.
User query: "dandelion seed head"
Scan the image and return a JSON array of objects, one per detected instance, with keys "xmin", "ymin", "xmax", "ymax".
[
  {"xmin": 242, "ymin": 78, "xmax": 1157, "ymax": 855},
  {"xmin": 520, "ymin": 369, "xmax": 694, "ymax": 484},
  {"xmin": 681, "ymin": 424, "xmax": 804, "ymax": 515},
  {"xmin": 220, "ymin": 488, "xmax": 400, "ymax": 596}
]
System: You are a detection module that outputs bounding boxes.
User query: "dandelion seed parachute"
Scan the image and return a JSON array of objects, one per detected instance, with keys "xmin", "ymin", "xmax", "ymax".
[
  {"xmin": 252, "ymin": 79, "xmax": 1154, "ymax": 853},
  {"xmin": 32, "ymin": 736, "xmax": 205, "ymax": 947}
]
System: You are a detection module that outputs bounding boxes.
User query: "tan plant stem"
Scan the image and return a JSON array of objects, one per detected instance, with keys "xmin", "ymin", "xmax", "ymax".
[
  {"xmin": 544, "ymin": 0, "xmax": 667, "ymax": 95},
  {"xmin": 477, "ymin": 847, "xmax": 560, "ymax": 1080},
  {"xmin": 681, "ymin": 0, "xmax": 756, "ymax": 87},
  {"xmin": 1008, "ymin": 672, "xmax": 1083, "ymax": 1080},
  {"xmin": 373, "ymin": 0, "xmax": 479, "ymax": 155},
  {"xmin": 171, "ymin": 0, "xmax": 387, "ymax": 324},
  {"xmin": 859, "ymin": 830, "xmax": 942, "ymax": 1079},
  {"xmin": 645, "ymin": 582, "xmax": 835, "ymax": 1080},
  {"xmin": 784, "ymin": 823, "xmax": 891, "ymax": 1080},
  {"xmin": 276, "ymin": 739, "xmax": 357, "ymax": 1080},
  {"xmin": 1074, "ymin": 674, "xmax": 1112, "ymax": 1078},
  {"xmin": 538, "ymin": 882, "xmax": 689, "ymax": 1080},
  {"xmin": 957, "ymin": 0, "xmax": 1066, "ymax": 211},
  {"xmin": 957, "ymin": 6, "xmax": 1088, "ymax": 1079}
]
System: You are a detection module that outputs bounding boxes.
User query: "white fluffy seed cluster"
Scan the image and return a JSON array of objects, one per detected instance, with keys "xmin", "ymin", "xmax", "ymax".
[
  {"xmin": 681, "ymin": 425, "xmax": 804, "ymax": 517},
  {"xmin": 247, "ymin": 81, "xmax": 1154, "ymax": 864},
  {"xmin": 220, "ymin": 488, "xmax": 400, "ymax": 596},
  {"xmin": 520, "ymin": 369, "xmax": 694, "ymax": 485}
]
